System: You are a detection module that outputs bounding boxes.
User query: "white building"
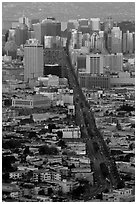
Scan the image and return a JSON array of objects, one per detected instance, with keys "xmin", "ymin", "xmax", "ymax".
[
  {"xmin": 60, "ymin": 126, "xmax": 81, "ymax": 139},
  {"xmin": 38, "ymin": 75, "xmax": 59, "ymax": 87},
  {"xmin": 89, "ymin": 18, "xmax": 100, "ymax": 31}
]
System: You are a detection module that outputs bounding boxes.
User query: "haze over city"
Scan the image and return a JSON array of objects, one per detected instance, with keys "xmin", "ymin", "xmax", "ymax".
[
  {"xmin": 2, "ymin": 2, "xmax": 135, "ymax": 29},
  {"xmin": 2, "ymin": 1, "xmax": 135, "ymax": 202}
]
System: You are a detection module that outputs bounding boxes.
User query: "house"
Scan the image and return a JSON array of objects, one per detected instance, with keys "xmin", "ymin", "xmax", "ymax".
[{"xmin": 2, "ymin": 183, "xmax": 20, "ymax": 199}]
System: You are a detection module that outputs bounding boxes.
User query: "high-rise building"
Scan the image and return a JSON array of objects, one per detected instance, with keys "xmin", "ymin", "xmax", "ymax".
[
  {"xmin": 77, "ymin": 55, "xmax": 86, "ymax": 70},
  {"xmin": 71, "ymin": 29, "xmax": 82, "ymax": 49},
  {"xmin": 15, "ymin": 23, "xmax": 28, "ymax": 46},
  {"xmin": 122, "ymin": 33, "xmax": 127, "ymax": 53},
  {"xmin": 86, "ymin": 54, "xmax": 103, "ymax": 74},
  {"xmin": 103, "ymin": 53, "xmax": 123, "ymax": 73},
  {"xmin": 111, "ymin": 27, "xmax": 122, "ymax": 53},
  {"xmin": 8, "ymin": 29, "xmax": 16, "ymax": 41},
  {"xmin": 33, "ymin": 19, "xmax": 61, "ymax": 45},
  {"xmin": 90, "ymin": 32, "xmax": 99, "ymax": 50},
  {"xmin": 128, "ymin": 32, "xmax": 133, "ymax": 54},
  {"xmin": 78, "ymin": 18, "xmax": 89, "ymax": 27},
  {"xmin": 24, "ymin": 39, "xmax": 44, "ymax": 81},
  {"xmin": 133, "ymin": 32, "xmax": 135, "ymax": 53},
  {"xmin": 89, "ymin": 18, "xmax": 100, "ymax": 32},
  {"xmin": 67, "ymin": 20, "xmax": 79, "ymax": 32},
  {"xmin": 105, "ymin": 16, "xmax": 114, "ymax": 30},
  {"xmin": 44, "ymin": 36, "xmax": 61, "ymax": 49},
  {"xmin": 19, "ymin": 15, "xmax": 30, "ymax": 29},
  {"xmin": 104, "ymin": 28, "xmax": 112, "ymax": 53}
]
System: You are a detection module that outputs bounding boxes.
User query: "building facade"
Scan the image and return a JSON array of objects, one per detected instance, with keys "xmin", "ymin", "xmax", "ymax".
[
  {"xmin": 86, "ymin": 54, "xmax": 103, "ymax": 74},
  {"xmin": 24, "ymin": 39, "xmax": 44, "ymax": 81}
]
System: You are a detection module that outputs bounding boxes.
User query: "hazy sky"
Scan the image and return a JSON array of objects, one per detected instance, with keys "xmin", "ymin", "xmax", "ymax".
[{"xmin": 2, "ymin": 2, "xmax": 135, "ymax": 27}]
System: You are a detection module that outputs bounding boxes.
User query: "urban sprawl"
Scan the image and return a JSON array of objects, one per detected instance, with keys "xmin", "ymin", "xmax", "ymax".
[{"xmin": 2, "ymin": 14, "xmax": 135, "ymax": 202}]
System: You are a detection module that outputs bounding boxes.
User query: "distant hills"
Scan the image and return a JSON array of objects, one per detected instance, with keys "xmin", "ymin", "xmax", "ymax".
[{"xmin": 2, "ymin": 2, "xmax": 135, "ymax": 30}]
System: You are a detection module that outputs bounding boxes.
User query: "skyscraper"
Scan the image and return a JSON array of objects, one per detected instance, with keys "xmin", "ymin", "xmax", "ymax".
[
  {"xmin": 105, "ymin": 16, "xmax": 114, "ymax": 31},
  {"xmin": 103, "ymin": 53, "xmax": 123, "ymax": 72},
  {"xmin": 15, "ymin": 23, "xmax": 28, "ymax": 46},
  {"xmin": 33, "ymin": 18, "xmax": 61, "ymax": 46},
  {"xmin": 111, "ymin": 27, "xmax": 122, "ymax": 53},
  {"xmin": 89, "ymin": 18, "xmax": 100, "ymax": 32},
  {"xmin": 86, "ymin": 54, "xmax": 103, "ymax": 74},
  {"xmin": 24, "ymin": 39, "xmax": 44, "ymax": 81},
  {"xmin": 122, "ymin": 33, "xmax": 127, "ymax": 53},
  {"xmin": 19, "ymin": 15, "xmax": 30, "ymax": 29}
]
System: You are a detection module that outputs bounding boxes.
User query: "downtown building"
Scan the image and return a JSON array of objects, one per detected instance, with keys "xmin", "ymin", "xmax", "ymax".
[
  {"xmin": 33, "ymin": 18, "xmax": 61, "ymax": 46},
  {"xmin": 86, "ymin": 54, "xmax": 104, "ymax": 74},
  {"xmin": 24, "ymin": 39, "xmax": 44, "ymax": 81}
]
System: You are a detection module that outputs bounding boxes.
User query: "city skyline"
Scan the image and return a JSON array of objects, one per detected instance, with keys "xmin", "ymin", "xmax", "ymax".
[{"xmin": 2, "ymin": 2, "xmax": 135, "ymax": 30}]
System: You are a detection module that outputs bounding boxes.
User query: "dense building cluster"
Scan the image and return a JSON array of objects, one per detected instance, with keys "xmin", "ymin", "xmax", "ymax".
[{"xmin": 2, "ymin": 10, "xmax": 135, "ymax": 202}]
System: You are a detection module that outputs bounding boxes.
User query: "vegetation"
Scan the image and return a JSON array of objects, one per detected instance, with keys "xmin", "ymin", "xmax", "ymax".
[{"xmin": 39, "ymin": 144, "xmax": 58, "ymax": 155}]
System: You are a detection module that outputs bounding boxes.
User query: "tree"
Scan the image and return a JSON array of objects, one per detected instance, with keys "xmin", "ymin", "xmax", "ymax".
[
  {"xmin": 57, "ymin": 131, "xmax": 63, "ymax": 139},
  {"xmin": 23, "ymin": 146, "xmax": 30, "ymax": 155},
  {"xmin": 4, "ymin": 40, "xmax": 18, "ymax": 55},
  {"xmin": 39, "ymin": 145, "xmax": 58, "ymax": 155}
]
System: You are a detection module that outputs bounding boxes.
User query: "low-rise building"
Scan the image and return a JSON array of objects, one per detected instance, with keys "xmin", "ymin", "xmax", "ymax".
[{"xmin": 12, "ymin": 94, "xmax": 51, "ymax": 108}]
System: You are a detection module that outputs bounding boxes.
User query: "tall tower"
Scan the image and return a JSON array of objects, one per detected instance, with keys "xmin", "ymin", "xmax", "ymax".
[
  {"xmin": 111, "ymin": 27, "xmax": 122, "ymax": 53},
  {"xmin": 89, "ymin": 18, "xmax": 100, "ymax": 32},
  {"xmin": 86, "ymin": 54, "xmax": 104, "ymax": 74},
  {"xmin": 105, "ymin": 16, "xmax": 114, "ymax": 31},
  {"xmin": 24, "ymin": 39, "xmax": 44, "ymax": 81},
  {"xmin": 33, "ymin": 18, "xmax": 61, "ymax": 46}
]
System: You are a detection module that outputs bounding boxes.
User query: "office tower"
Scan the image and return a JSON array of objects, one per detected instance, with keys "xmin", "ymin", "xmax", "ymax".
[
  {"xmin": 77, "ymin": 55, "xmax": 86, "ymax": 70},
  {"xmin": 8, "ymin": 29, "xmax": 16, "ymax": 41},
  {"xmin": 86, "ymin": 54, "xmax": 103, "ymax": 74},
  {"xmin": 105, "ymin": 16, "xmax": 114, "ymax": 30},
  {"xmin": 30, "ymin": 19, "xmax": 40, "ymax": 30},
  {"xmin": 33, "ymin": 19, "xmax": 61, "ymax": 45},
  {"xmin": 28, "ymin": 30, "xmax": 35, "ymax": 39},
  {"xmin": 71, "ymin": 29, "xmax": 82, "ymax": 49},
  {"xmin": 89, "ymin": 18, "xmax": 100, "ymax": 32},
  {"xmin": 82, "ymin": 33, "xmax": 90, "ymax": 46},
  {"xmin": 19, "ymin": 15, "xmax": 30, "ymax": 29},
  {"xmin": 90, "ymin": 32, "xmax": 99, "ymax": 50},
  {"xmin": 103, "ymin": 53, "xmax": 123, "ymax": 72},
  {"xmin": 129, "ymin": 33, "xmax": 133, "ymax": 54},
  {"xmin": 133, "ymin": 32, "xmax": 135, "ymax": 53},
  {"xmin": 126, "ymin": 30, "xmax": 130, "ymax": 53},
  {"xmin": 44, "ymin": 36, "xmax": 61, "ymax": 49},
  {"xmin": 78, "ymin": 26, "xmax": 90, "ymax": 34},
  {"xmin": 96, "ymin": 31, "xmax": 106, "ymax": 53},
  {"xmin": 104, "ymin": 28, "xmax": 112, "ymax": 53},
  {"xmin": 126, "ymin": 30, "xmax": 134, "ymax": 54},
  {"xmin": 111, "ymin": 27, "xmax": 122, "ymax": 53},
  {"xmin": 78, "ymin": 18, "xmax": 89, "ymax": 27},
  {"xmin": 41, "ymin": 19, "xmax": 61, "ymax": 36},
  {"xmin": 15, "ymin": 23, "xmax": 28, "ymax": 46},
  {"xmin": 67, "ymin": 20, "xmax": 79, "ymax": 32},
  {"xmin": 24, "ymin": 39, "xmax": 44, "ymax": 81},
  {"xmin": 122, "ymin": 33, "xmax": 127, "ymax": 53}
]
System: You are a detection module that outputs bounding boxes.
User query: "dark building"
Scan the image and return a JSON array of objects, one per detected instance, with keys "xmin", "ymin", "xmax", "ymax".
[
  {"xmin": 79, "ymin": 73, "xmax": 110, "ymax": 89},
  {"xmin": 44, "ymin": 64, "xmax": 62, "ymax": 78},
  {"xmin": 77, "ymin": 55, "xmax": 86, "ymax": 69},
  {"xmin": 104, "ymin": 28, "xmax": 112, "ymax": 53},
  {"xmin": 44, "ymin": 48, "xmax": 68, "ymax": 78},
  {"xmin": 78, "ymin": 26, "xmax": 90, "ymax": 34},
  {"xmin": 33, "ymin": 19, "xmax": 61, "ymax": 46},
  {"xmin": 15, "ymin": 23, "xmax": 28, "ymax": 46},
  {"xmin": 104, "ymin": 16, "xmax": 114, "ymax": 31}
]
